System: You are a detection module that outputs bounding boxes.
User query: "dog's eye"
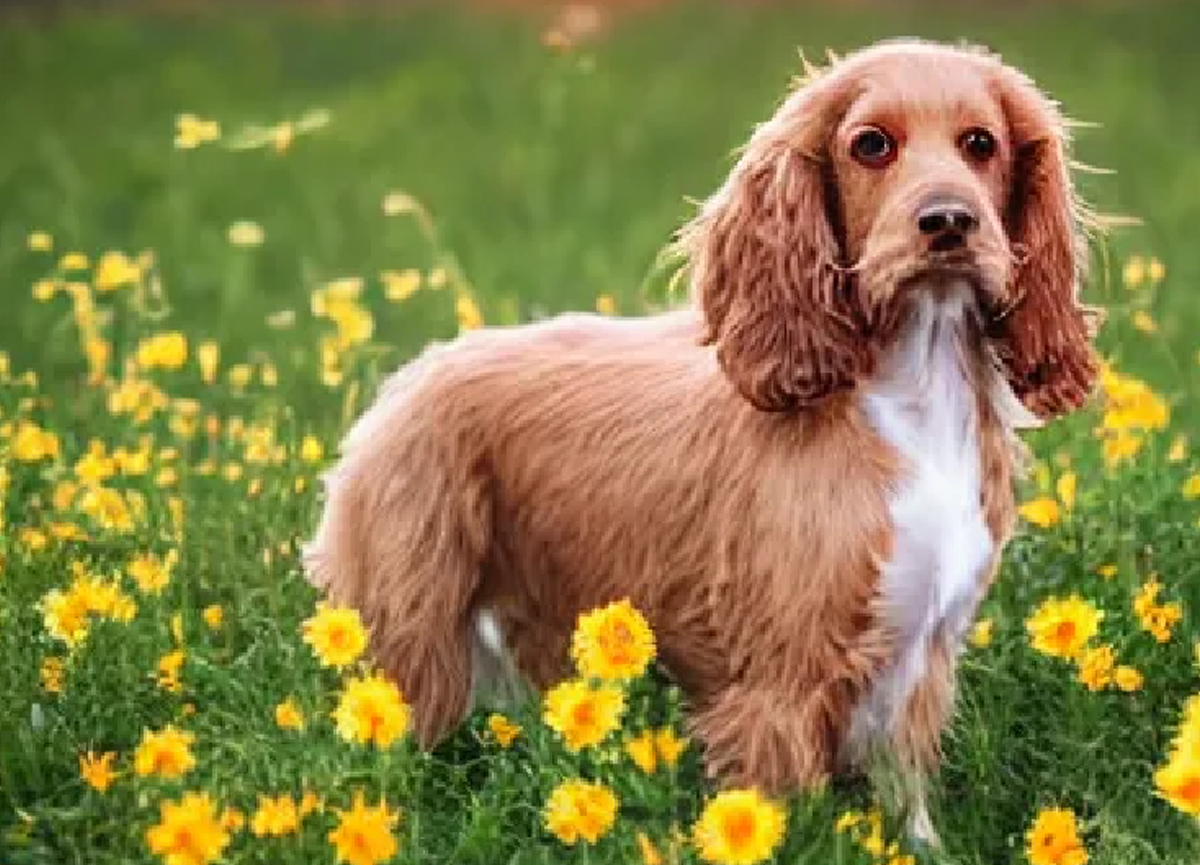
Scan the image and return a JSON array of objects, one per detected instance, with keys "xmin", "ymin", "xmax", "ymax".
[
  {"xmin": 850, "ymin": 127, "xmax": 896, "ymax": 168},
  {"xmin": 959, "ymin": 128, "xmax": 997, "ymax": 162}
]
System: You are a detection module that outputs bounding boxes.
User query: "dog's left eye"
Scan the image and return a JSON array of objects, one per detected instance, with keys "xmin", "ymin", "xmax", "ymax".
[{"xmin": 959, "ymin": 128, "xmax": 997, "ymax": 161}]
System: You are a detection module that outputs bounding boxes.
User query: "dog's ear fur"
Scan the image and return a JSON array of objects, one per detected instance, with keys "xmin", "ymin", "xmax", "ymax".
[
  {"xmin": 674, "ymin": 67, "xmax": 874, "ymax": 412},
  {"xmin": 989, "ymin": 65, "xmax": 1102, "ymax": 419}
]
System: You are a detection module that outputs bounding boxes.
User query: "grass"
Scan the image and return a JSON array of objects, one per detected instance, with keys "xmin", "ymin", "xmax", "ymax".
[{"xmin": 1, "ymin": 1, "xmax": 1200, "ymax": 863}]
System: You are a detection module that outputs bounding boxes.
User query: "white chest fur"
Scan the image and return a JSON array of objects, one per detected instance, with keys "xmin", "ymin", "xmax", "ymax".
[{"xmin": 849, "ymin": 287, "xmax": 996, "ymax": 751}]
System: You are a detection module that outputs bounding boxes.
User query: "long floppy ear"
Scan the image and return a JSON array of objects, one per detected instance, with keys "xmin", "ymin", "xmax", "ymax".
[
  {"xmin": 989, "ymin": 67, "xmax": 1103, "ymax": 420},
  {"xmin": 672, "ymin": 70, "xmax": 872, "ymax": 412}
]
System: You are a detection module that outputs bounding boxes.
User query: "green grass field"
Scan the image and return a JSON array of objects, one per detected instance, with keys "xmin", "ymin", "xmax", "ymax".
[{"xmin": 2, "ymin": 1, "xmax": 1200, "ymax": 863}]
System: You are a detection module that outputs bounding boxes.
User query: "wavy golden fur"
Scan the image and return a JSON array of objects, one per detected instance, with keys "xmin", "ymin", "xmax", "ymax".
[{"xmin": 303, "ymin": 38, "xmax": 1102, "ymax": 843}]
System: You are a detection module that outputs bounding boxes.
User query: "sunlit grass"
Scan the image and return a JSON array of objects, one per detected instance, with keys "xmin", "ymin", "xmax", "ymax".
[{"xmin": 2, "ymin": 2, "xmax": 1200, "ymax": 864}]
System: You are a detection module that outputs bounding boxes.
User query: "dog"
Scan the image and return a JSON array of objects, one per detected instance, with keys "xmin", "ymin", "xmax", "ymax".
[{"xmin": 303, "ymin": 38, "xmax": 1104, "ymax": 843}]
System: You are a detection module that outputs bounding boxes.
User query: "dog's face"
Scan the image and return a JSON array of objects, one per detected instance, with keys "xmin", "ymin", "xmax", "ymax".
[
  {"xmin": 830, "ymin": 57, "xmax": 1014, "ymax": 308},
  {"xmin": 678, "ymin": 40, "xmax": 1102, "ymax": 419}
]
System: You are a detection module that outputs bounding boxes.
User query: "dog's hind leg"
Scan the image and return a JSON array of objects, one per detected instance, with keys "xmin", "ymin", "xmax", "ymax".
[{"xmin": 302, "ymin": 396, "xmax": 493, "ymax": 750}]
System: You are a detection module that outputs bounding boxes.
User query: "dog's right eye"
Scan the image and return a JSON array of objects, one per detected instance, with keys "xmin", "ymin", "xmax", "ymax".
[{"xmin": 850, "ymin": 127, "xmax": 896, "ymax": 167}]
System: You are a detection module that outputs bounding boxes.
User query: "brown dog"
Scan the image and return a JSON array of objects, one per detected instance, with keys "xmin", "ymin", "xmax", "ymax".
[{"xmin": 303, "ymin": 38, "xmax": 1102, "ymax": 843}]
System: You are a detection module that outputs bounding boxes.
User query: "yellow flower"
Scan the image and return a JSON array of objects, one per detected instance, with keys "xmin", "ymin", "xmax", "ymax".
[
  {"xmin": 13, "ymin": 420, "xmax": 60, "ymax": 462},
  {"xmin": 1018, "ymin": 497, "xmax": 1060, "ymax": 529},
  {"xmin": 570, "ymin": 598, "xmax": 656, "ymax": 681},
  {"xmin": 1155, "ymin": 751, "xmax": 1200, "ymax": 817},
  {"xmin": 78, "ymin": 486, "xmax": 137, "ymax": 533},
  {"xmin": 328, "ymin": 789, "xmax": 401, "ymax": 865},
  {"xmin": 1169, "ymin": 435, "xmax": 1188, "ymax": 462},
  {"xmin": 1055, "ymin": 472, "xmax": 1076, "ymax": 510},
  {"xmin": 157, "ymin": 649, "xmax": 186, "ymax": 693},
  {"xmin": 595, "ymin": 294, "xmax": 617, "ymax": 315},
  {"xmin": 197, "ymin": 341, "xmax": 220, "ymax": 384},
  {"xmin": 654, "ymin": 728, "xmax": 688, "ymax": 767},
  {"xmin": 227, "ymin": 221, "xmax": 265, "ymax": 247},
  {"xmin": 970, "ymin": 618, "xmax": 994, "ymax": 648},
  {"xmin": 1074, "ymin": 644, "xmax": 1115, "ymax": 692},
  {"xmin": 1148, "ymin": 257, "xmax": 1165, "ymax": 284},
  {"xmin": 220, "ymin": 807, "xmax": 246, "ymax": 833},
  {"xmin": 127, "ymin": 550, "xmax": 177, "ymax": 595},
  {"xmin": 1143, "ymin": 603, "xmax": 1182, "ymax": 643},
  {"xmin": 275, "ymin": 697, "xmax": 306, "ymax": 731},
  {"xmin": 428, "ymin": 267, "xmax": 449, "ymax": 289},
  {"xmin": 456, "ymin": 293, "xmax": 483, "ymax": 331},
  {"xmin": 1122, "ymin": 255, "xmax": 1145, "ymax": 289},
  {"xmin": 1184, "ymin": 474, "xmax": 1200, "ymax": 500},
  {"xmin": 137, "ymin": 332, "xmax": 189, "ymax": 372},
  {"xmin": 1114, "ymin": 666, "xmax": 1143, "ymax": 692},
  {"xmin": 300, "ymin": 435, "xmax": 324, "ymax": 463},
  {"xmin": 487, "ymin": 713, "xmax": 521, "ymax": 748},
  {"xmin": 382, "ymin": 268, "xmax": 421, "ymax": 302},
  {"xmin": 1131, "ymin": 310, "xmax": 1157, "ymax": 334},
  {"xmin": 692, "ymin": 789, "xmax": 786, "ymax": 865},
  {"xmin": 28, "ymin": 230, "xmax": 52, "ymax": 252},
  {"xmin": 133, "ymin": 725, "xmax": 196, "ymax": 779},
  {"xmin": 79, "ymin": 751, "xmax": 117, "ymax": 792},
  {"xmin": 41, "ymin": 656, "xmax": 65, "ymax": 693},
  {"xmin": 302, "ymin": 602, "xmax": 368, "ymax": 668},
  {"xmin": 175, "ymin": 113, "xmax": 221, "ymax": 149},
  {"xmin": 32, "ymin": 278, "xmax": 58, "ymax": 302},
  {"xmin": 544, "ymin": 778, "xmax": 619, "ymax": 846},
  {"xmin": 250, "ymin": 793, "xmax": 300, "ymax": 838},
  {"xmin": 382, "ymin": 191, "xmax": 419, "ymax": 216},
  {"xmin": 1096, "ymin": 564, "xmax": 1118, "ymax": 580},
  {"xmin": 146, "ymin": 791, "xmax": 230, "ymax": 865},
  {"xmin": 333, "ymin": 671, "xmax": 411, "ymax": 749},
  {"xmin": 300, "ymin": 790, "xmax": 324, "ymax": 816},
  {"xmin": 1026, "ymin": 596, "xmax": 1103, "ymax": 660},
  {"xmin": 626, "ymin": 731, "xmax": 658, "ymax": 774},
  {"xmin": 1102, "ymin": 431, "xmax": 1143, "ymax": 468},
  {"xmin": 202, "ymin": 605, "xmax": 223, "ymax": 629},
  {"xmin": 543, "ymin": 679, "xmax": 626, "ymax": 751},
  {"xmin": 94, "ymin": 250, "xmax": 141, "ymax": 291},
  {"xmin": 59, "ymin": 251, "xmax": 89, "ymax": 271},
  {"xmin": 41, "ymin": 586, "xmax": 93, "ymax": 647},
  {"xmin": 1026, "ymin": 807, "xmax": 1088, "ymax": 865},
  {"xmin": 636, "ymin": 831, "xmax": 664, "ymax": 865}
]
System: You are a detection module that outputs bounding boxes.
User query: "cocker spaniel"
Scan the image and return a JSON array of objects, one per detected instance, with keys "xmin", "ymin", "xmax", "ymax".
[{"xmin": 303, "ymin": 38, "xmax": 1104, "ymax": 843}]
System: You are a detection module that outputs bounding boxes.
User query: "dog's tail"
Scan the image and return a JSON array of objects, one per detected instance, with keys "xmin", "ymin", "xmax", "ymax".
[{"xmin": 301, "ymin": 356, "xmax": 492, "ymax": 748}]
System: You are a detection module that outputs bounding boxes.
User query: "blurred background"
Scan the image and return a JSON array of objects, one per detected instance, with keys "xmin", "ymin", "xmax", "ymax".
[{"xmin": 1, "ymin": 0, "xmax": 1195, "ymax": 427}]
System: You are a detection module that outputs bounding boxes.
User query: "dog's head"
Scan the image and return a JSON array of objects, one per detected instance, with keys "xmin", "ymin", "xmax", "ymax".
[{"xmin": 676, "ymin": 39, "xmax": 1102, "ymax": 418}]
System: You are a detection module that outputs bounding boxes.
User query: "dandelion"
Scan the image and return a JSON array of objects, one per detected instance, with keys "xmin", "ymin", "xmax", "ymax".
[
  {"xmin": 595, "ymin": 294, "xmax": 617, "ymax": 315},
  {"xmin": 427, "ymin": 267, "xmax": 448, "ymax": 289},
  {"xmin": 1131, "ymin": 310, "xmax": 1157, "ymax": 334},
  {"xmin": 202, "ymin": 605, "xmax": 222, "ymax": 629},
  {"xmin": 28, "ymin": 231, "xmax": 52, "ymax": 252},
  {"xmin": 302, "ymin": 602, "xmax": 368, "ymax": 668},
  {"xmin": 333, "ymin": 671, "xmax": 411, "ymax": 749},
  {"xmin": 1026, "ymin": 596, "xmax": 1103, "ymax": 660},
  {"xmin": 1148, "ymin": 257, "xmax": 1165, "ymax": 283},
  {"xmin": 250, "ymin": 794, "xmax": 300, "ymax": 838},
  {"xmin": 544, "ymin": 779, "xmax": 619, "ymax": 846},
  {"xmin": 692, "ymin": 789, "xmax": 786, "ymax": 865},
  {"xmin": 127, "ymin": 551, "xmax": 177, "ymax": 595},
  {"xmin": 1155, "ymin": 753, "xmax": 1200, "ymax": 816},
  {"xmin": 1018, "ymin": 497, "xmax": 1060, "ymax": 529},
  {"xmin": 1096, "ymin": 564, "xmax": 1118, "ymax": 580},
  {"xmin": 133, "ymin": 725, "xmax": 196, "ymax": 779},
  {"xmin": 328, "ymin": 789, "xmax": 400, "ymax": 865},
  {"xmin": 197, "ymin": 341, "xmax": 220, "ymax": 384},
  {"xmin": 146, "ymin": 791, "xmax": 230, "ymax": 865},
  {"xmin": 275, "ymin": 697, "xmax": 306, "ymax": 732},
  {"xmin": 543, "ymin": 679, "xmax": 626, "ymax": 751},
  {"xmin": 79, "ymin": 751, "xmax": 117, "ymax": 792},
  {"xmin": 382, "ymin": 191, "xmax": 419, "ymax": 216},
  {"xmin": 227, "ymin": 221, "xmax": 265, "ymax": 247},
  {"xmin": 1055, "ymin": 472, "xmax": 1076, "ymax": 510},
  {"xmin": 1169, "ymin": 435, "xmax": 1188, "ymax": 462},
  {"xmin": 486, "ymin": 713, "xmax": 521, "ymax": 748},
  {"xmin": 1025, "ymin": 807, "xmax": 1088, "ymax": 865},
  {"xmin": 1183, "ymin": 474, "xmax": 1200, "ymax": 500},
  {"xmin": 570, "ymin": 598, "xmax": 656, "ymax": 681},
  {"xmin": 59, "ymin": 252, "xmax": 89, "ymax": 271},
  {"xmin": 32, "ymin": 278, "xmax": 57, "ymax": 302}
]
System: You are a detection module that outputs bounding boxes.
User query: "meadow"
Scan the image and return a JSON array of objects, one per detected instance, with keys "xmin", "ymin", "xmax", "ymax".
[{"xmin": 2, "ymin": 1, "xmax": 1200, "ymax": 863}]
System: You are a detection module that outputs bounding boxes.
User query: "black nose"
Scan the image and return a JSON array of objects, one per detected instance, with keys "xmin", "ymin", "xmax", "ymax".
[{"xmin": 917, "ymin": 199, "xmax": 979, "ymax": 236}]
